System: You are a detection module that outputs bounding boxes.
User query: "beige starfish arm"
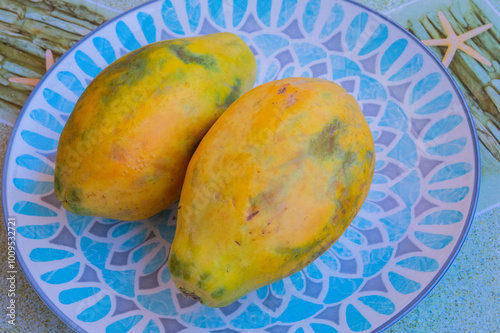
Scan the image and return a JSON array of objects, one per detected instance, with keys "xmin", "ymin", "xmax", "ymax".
[
  {"xmin": 437, "ymin": 11, "xmax": 456, "ymax": 38},
  {"xmin": 46, "ymin": 49, "xmax": 54, "ymax": 70},
  {"xmin": 8, "ymin": 77, "xmax": 41, "ymax": 86},
  {"xmin": 422, "ymin": 38, "xmax": 450, "ymax": 46},
  {"xmin": 441, "ymin": 44, "xmax": 457, "ymax": 68},
  {"xmin": 458, "ymin": 43, "xmax": 492, "ymax": 66},
  {"xmin": 459, "ymin": 23, "xmax": 493, "ymax": 41}
]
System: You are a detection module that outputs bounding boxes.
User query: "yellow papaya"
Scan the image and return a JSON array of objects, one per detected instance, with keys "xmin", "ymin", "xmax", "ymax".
[
  {"xmin": 168, "ymin": 77, "xmax": 375, "ymax": 307},
  {"xmin": 54, "ymin": 32, "xmax": 257, "ymax": 221}
]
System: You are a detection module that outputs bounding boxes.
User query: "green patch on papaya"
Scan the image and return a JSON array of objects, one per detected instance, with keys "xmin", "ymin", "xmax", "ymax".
[
  {"xmin": 196, "ymin": 272, "xmax": 211, "ymax": 289},
  {"xmin": 53, "ymin": 174, "xmax": 63, "ymax": 197},
  {"xmin": 308, "ymin": 120, "xmax": 342, "ymax": 160},
  {"xmin": 169, "ymin": 43, "xmax": 217, "ymax": 70},
  {"xmin": 210, "ymin": 287, "xmax": 226, "ymax": 299},
  {"xmin": 169, "ymin": 252, "xmax": 190, "ymax": 280},
  {"xmin": 107, "ymin": 52, "xmax": 152, "ymax": 88},
  {"xmin": 219, "ymin": 78, "xmax": 242, "ymax": 108}
]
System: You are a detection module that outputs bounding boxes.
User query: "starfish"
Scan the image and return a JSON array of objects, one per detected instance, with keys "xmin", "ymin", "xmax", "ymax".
[
  {"xmin": 8, "ymin": 49, "xmax": 54, "ymax": 86},
  {"xmin": 421, "ymin": 11, "xmax": 493, "ymax": 68}
]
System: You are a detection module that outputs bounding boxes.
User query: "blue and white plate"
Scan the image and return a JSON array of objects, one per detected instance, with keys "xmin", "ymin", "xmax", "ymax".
[{"xmin": 2, "ymin": 0, "xmax": 480, "ymax": 332}]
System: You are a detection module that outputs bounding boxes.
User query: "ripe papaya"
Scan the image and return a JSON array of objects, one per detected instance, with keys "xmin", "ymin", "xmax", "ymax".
[
  {"xmin": 168, "ymin": 77, "xmax": 375, "ymax": 307},
  {"xmin": 54, "ymin": 32, "xmax": 257, "ymax": 220}
]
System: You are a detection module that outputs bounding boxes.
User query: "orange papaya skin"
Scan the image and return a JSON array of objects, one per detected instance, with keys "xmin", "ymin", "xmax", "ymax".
[
  {"xmin": 54, "ymin": 33, "xmax": 257, "ymax": 221},
  {"xmin": 168, "ymin": 77, "xmax": 375, "ymax": 307}
]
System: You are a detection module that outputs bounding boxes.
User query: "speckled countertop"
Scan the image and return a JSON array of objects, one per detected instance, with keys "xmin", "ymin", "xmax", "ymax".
[{"xmin": 1, "ymin": 0, "xmax": 499, "ymax": 332}]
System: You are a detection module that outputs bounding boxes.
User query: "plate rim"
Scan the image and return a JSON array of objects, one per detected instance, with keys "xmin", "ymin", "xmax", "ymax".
[{"xmin": 2, "ymin": 0, "xmax": 481, "ymax": 332}]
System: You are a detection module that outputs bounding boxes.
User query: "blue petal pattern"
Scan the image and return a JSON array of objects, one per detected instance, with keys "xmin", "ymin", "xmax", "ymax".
[
  {"xmin": 67, "ymin": 211, "xmax": 93, "ymax": 236},
  {"xmin": 319, "ymin": 3, "xmax": 343, "ymax": 38},
  {"xmin": 15, "ymin": 154, "xmax": 54, "ymax": 175},
  {"xmin": 257, "ymin": 0, "xmax": 272, "ymax": 27},
  {"xmin": 302, "ymin": 0, "xmax": 320, "ymax": 34},
  {"xmin": 30, "ymin": 248, "xmax": 74, "ymax": 262},
  {"xmin": 106, "ymin": 315, "xmax": 143, "ymax": 333},
  {"xmin": 43, "ymin": 88, "xmax": 76, "ymax": 114},
  {"xmin": 41, "ymin": 262, "xmax": 80, "ymax": 284},
  {"xmin": 137, "ymin": 289, "xmax": 177, "ymax": 316},
  {"xmin": 13, "ymin": 178, "xmax": 53, "ymax": 194},
  {"xmin": 428, "ymin": 186, "xmax": 469, "ymax": 202},
  {"xmin": 231, "ymin": 303, "xmax": 272, "ymax": 328},
  {"xmin": 233, "ymin": 0, "xmax": 247, "ymax": 27},
  {"xmin": 387, "ymin": 133, "xmax": 417, "ymax": 168},
  {"xmin": 330, "ymin": 55, "xmax": 362, "ymax": 79},
  {"xmin": 378, "ymin": 101, "xmax": 408, "ymax": 131},
  {"xmin": 209, "ymin": 0, "xmax": 225, "ymax": 28},
  {"xmin": 418, "ymin": 210, "xmax": 463, "ymax": 225},
  {"xmin": 396, "ymin": 256, "xmax": 438, "ymax": 272},
  {"xmin": 358, "ymin": 295, "xmax": 395, "ymax": 315},
  {"xmin": 277, "ymin": 0, "xmax": 298, "ymax": 28},
  {"xmin": 30, "ymin": 107, "xmax": 63, "ymax": 133},
  {"xmin": 81, "ymin": 237, "xmax": 112, "ymax": 270},
  {"xmin": 359, "ymin": 24, "xmax": 388, "ymax": 56},
  {"xmin": 161, "ymin": 0, "xmax": 184, "ymax": 35},
  {"xmin": 253, "ymin": 34, "xmax": 290, "ymax": 58},
  {"xmin": 414, "ymin": 231, "xmax": 453, "ymax": 249},
  {"xmin": 185, "ymin": 0, "xmax": 201, "ymax": 32},
  {"xmin": 346, "ymin": 304, "xmax": 371, "ymax": 331},
  {"xmin": 116, "ymin": 21, "xmax": 142, "ymax": 51},
  {"xmin": 144, "ymin": 246, "xmax": 166, "ymax": 275},
  {"xmin": 77, "ymin": 295, "xmax": 112, "ymax": 322},
  {"xmin": 362, "ymin": 246, "xmax": 393, "ymax": 277},
  {"xmin": 59, "ymin": 287, "xmax": 101, "ymax": 304},
  {"xmin": 388, "ymin": 271, "xmax": 421, "ymax": 294},
  {"xmin": 275, "ymin": 296, "xmax": 323, "ymax": 323},
  {"xmin": 310, "ymin": 323, "xmax": 337, "ymax": 333},
  {"xmin": 14, "ymin": 201, "xmax": 57, "ymax": 216},
  {"xmin": 120, "ymin": 228, "xmax": 148, "ymax": 251},
  {"xmin": 180, "ymin": 306, "xmax": 225, "ymax": 328},
  {"xmin": 17, "ymin": 222, "xmax": 59, "ymax": 239},
  {"xmin": 429, "ymin": 162, "xmax": 471, "ymax": 184},
  {"xmin": 380, "ymin": 39, "xmax": 407, "ymax": 75},
  {"xmin": 293, "ymin": 43, "xmax": 327, "ymax": 66},
  {"xmin": 93, "ymin": 37, "xmax": 116, "ymax": 65},
  {"xmin": 132, "ymin": 242, "xmax": 159, "ymax": 263},
  {"xmin": 346, "ymin": 12, "xmax": 368, "ymax": 51},
  {"xmin": 75, "ymin": 51, "xmax": 102, "ymax": 78},
  {"xmin": 426, "ymin": 138, "xmax": 466, "ymax": 156},
  {"xmin": 21, "ymin": 130, "xmax": 58, "ymax": 151},
  {"xmin": 138, "ymin": 12, "xmax": 156, "ymax": 43},
  {"xmin": 389, "ymin": 54, "xmax": 423, "ymax": 81},
  {"xmin": 144, "ymin": 320, "xmax": 161, "ymax": 333},
  {"xmin": 410, "ymin": 72, "xmax": 441, "ymax": 104},
  {"xmin": 424, "ymin": 115, "xmax": 462, "ymax": 143},
  {"xmin": 390, "ymin": 170, "xmax": 420, "ymax": 207},
  {"xmin": 57, "ymin": 71, "xmax": 85, "ymax": 97},
  {"xmin": 324, "ymin": 277, "xmax": 363, "ymax": 304},
  {"xmin": 415, "ymin": 91, "xmax": 452, "ymax": 115},
  {"xmin": 102, "ymin": 269, "xmax": 136, "ymax": 297}
]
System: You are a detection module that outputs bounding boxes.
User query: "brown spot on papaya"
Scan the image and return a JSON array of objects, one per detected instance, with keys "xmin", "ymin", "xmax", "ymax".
[
  {"xmin": 235, "ymin": 241, "xmax": 241, "ymax": 246},
  {"xmin": 277, "ymin": 84, "xmax": 289, "ymax": 94},
  {"xmin": 285, "ymin": 93, "xmax": 297, "ymax": 107},
  {"xmin": 246, "ymin": 210, "xmax": 259, "ymax": 221},
  {"xmin": 179, "ymin": 287, "xmax": 202, "ymax": 303}
]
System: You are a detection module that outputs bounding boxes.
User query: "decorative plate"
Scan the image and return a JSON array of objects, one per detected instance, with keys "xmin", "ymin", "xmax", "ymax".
[{"xmin": 2, "ymin": 0, "xmax": 480, "ymax": 332}]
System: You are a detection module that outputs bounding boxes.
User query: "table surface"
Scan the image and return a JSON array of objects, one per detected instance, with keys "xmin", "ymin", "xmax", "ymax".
[{"xmin": 1, "ymin": 0, "xmax": 499, "ymax": 332}]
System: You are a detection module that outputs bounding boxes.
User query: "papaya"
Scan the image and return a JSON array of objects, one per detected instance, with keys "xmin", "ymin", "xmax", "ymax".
[
  {"xmin": 54, "ymin": 33, "xmax": 257, "ymax": 221},
  {"xmin": 168, "ymin": 77, "xmax": 375, "ymax": 307}
]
